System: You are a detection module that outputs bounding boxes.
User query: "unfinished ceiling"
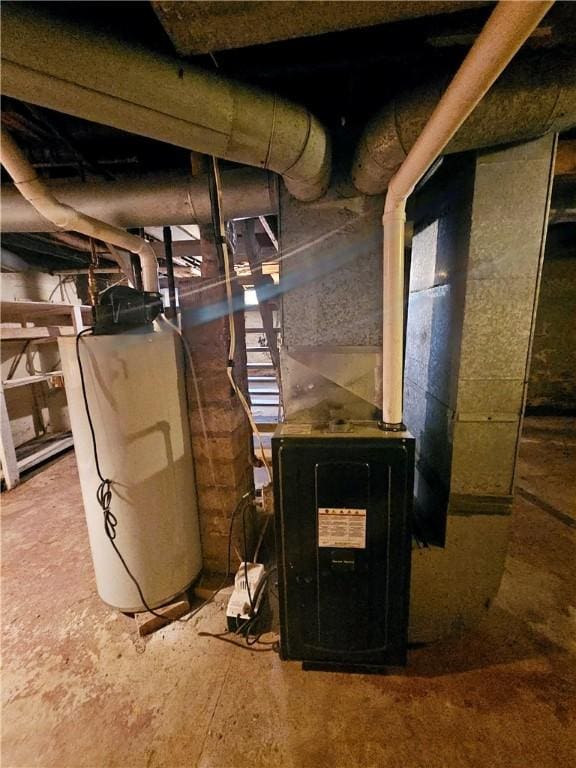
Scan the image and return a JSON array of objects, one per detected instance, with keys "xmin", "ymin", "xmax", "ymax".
[
  {"xmin": 1, "ymin": 1, "xmax": 575, "ymax": 273},
  {"xmin": 152, "ymin": 0, "xmax": 492, "ymax": 55}
]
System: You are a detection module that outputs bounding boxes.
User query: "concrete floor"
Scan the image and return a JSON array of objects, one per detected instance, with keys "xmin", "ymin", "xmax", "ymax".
[
  {"xmin": 2, "ymin": 417, "xmax": 575, "ymax": 768},
  {"xmin": 517, "ymin": 416, "xmax": 576, "ymax": 525}
]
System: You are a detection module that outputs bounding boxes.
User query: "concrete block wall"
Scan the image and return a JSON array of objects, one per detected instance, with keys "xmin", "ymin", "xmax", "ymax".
[
  {"xmin": 527, "ymin": 224, "xmax": 576, "ymax": 411},
  {"xmin": 178, "ymin": 276, "xmax": 254, "ymax": 574}
]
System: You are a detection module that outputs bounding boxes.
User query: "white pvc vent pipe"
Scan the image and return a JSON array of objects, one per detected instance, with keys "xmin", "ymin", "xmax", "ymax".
[
  {"xmin": 0, "ymin": 127, "xmax": 159, "ymax": 292},
  {"xmin": 380, "ymin": 0, "xmax": 554, "ymax": 427}
]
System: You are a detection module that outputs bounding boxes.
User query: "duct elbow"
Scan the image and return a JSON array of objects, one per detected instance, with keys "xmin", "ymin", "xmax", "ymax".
[
  {"xmin": 283, "ymin": 154, "xmax": 331, "ymax": 202},
  {"xmin": 281, "ymin": 113, "xmax": 332, "ymax": 202},
  {"xmin": 353, "ymin": 52, "xmax": 576, "ymax": 196},
  {"xmin": 229, "ymin": 91, "xmax": 331, "ymax": 201},
  {"xmin": 2, "ymin": 4, "xmax": 332, "ymax": 204},
  {"xmin": 138, "ymin": 242, "xmax": 160, "ymax": 294},
  {"xmin": 352, "ymin": 103, "xmax": 407, "ymax": 195}
]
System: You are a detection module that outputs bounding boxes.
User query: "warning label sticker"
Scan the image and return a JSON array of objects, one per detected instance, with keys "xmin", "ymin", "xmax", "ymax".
[{"xmin": 318, "ymin": 508, "xmax": 367, "ymax": 549}]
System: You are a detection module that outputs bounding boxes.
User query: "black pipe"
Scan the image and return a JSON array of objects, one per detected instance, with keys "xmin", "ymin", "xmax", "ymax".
[
  {"xmin": 130, "ymin": 253, "xmax": 143, "ymax": 291},
  {"xmin": 127, "ymin": 228, "xmax": 144, "ymax": 291},
  {"xmin": 207, "ymin": 158, "xmax": 226, "ymax": 274},
  {"xmin": 163, "ymin": 225, "xmax": 177, "ymax": 319}
]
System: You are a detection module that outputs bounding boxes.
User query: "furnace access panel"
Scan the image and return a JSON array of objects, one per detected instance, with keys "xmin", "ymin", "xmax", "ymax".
[{"xmin": 273, "ymin": 423, "xmax": 415, "ymax": 671}]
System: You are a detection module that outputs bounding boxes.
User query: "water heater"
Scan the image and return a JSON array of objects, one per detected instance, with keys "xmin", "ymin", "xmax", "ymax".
[
  {"xmin": 273, "ymin": 423, "xmax": 414, "ymax": 671},
  {"xmin": 59, "ymin": 328, "xmax": 202, "ymax": 612}
]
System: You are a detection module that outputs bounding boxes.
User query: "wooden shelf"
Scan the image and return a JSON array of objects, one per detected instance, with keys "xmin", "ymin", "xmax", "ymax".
[
  {"xmin": 254, "ymin": 422, "xmax": 278, "ymax": 433},
  {"xmin": 1, "ymin": 299, "xmax": 91, "ymax": 319},
  {"xmin": 1, "ymin": 299, "xmax": 87, "ymax": 490},
  {"xmin": 0, "ymin": 433, "xmax": 74, "ymax": 483},
  {"xmin": 1, "ymin": 326, "xmax": 76, "ymax": 341},
  {"xmin": 17, "ymin": 434, "xmax": 74, "ymax": 474},
  {"xmin": 1, "ymin": 300, "xmax": 91, "ymax": 342},
  {"xmin": 2, "ymin": 372, "xmax": 64, "ymax": 390}
]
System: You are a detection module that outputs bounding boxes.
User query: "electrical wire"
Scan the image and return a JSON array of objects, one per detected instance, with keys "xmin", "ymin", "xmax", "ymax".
[
  {"xmin": 197, "ymin": 631, "xmax": 276, "ymax": 652},
  {"xmin": 158, "ymin": 315, "xmax": 219, "ymax": 494},
  {"xmin": 75, "ymin": 327, "xmax": 249, "ymax": 626},
  {"xmin": 158, "ymin": 313, "xmax": 272, "ymax": 645},
  {"xmin": 252, "ymin": 515, "xmax": 271, "ymax": 564},
  {"xmin": 208, "ymin": 155, "xmax": 272, "ymax": 484},
  {"xmin": 6, "ymin": 340, "xmax": 32, "ymax": 380},
  {"xmin": 242, "ymin": 501, "xmax": 255, "ymax": 616},
  {"xmin": 6, "ymin": 339, "xmax": 61, "ymax": 380},
  {"xmin": 198, "ymin": 566, "xmax": 279, "ymax": 650}
]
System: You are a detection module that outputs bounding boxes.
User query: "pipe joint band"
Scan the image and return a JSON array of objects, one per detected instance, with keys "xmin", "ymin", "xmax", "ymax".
[
  {"xmin": 378, "ymin": 421, "xmax": 406, "ymax": 433},
  {"xmin": 382, "ymin": 208, "xmax": 407, "ymax": 225}
]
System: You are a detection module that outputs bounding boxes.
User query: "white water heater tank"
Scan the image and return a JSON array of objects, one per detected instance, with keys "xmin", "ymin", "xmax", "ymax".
[{"xmin": 59, "ymin": 328, "xmax": 202, "ymax": 612}]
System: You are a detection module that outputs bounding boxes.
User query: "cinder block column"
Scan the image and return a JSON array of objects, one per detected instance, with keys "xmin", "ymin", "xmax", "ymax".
[{"xmin": 178, "ymin": 230, "xmax": 254, "ymax": 574}]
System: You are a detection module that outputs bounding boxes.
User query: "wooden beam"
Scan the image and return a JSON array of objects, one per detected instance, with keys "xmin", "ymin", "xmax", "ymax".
[
  {"xmin": 53, "ymin": 268, "xmax": 122, "ymax": 275},
  {"xmin": 1, "ymin": 300, "xmax": 90, "ymax": 317},
  {"xmin": 134, "ymin": 596, "xmax": 191, "ymax": 636},
  {"xmin": 0, "ymin": 327, "xmax": 76, "ymax": 340},
  {"xmin": 258, "ymin": 216, "xmax": 279, "ymax": 251},
  {"xmin": 17, "ymin": 435, "xmax": 74, "ymax": 473},
  {"xmin": 150, "ymin": 240, "xmax": 202, "ymax": 260},
  {"xmin": 0, "ymin": 385, "xmax": 19, "ymax": 489},
  {"xmin": 2, "ymin": 371, "xmax": 64, "ymax": 390},
  {"xmin": 555, "ymin": 140, "xmax": 576, "ymax": 176}
]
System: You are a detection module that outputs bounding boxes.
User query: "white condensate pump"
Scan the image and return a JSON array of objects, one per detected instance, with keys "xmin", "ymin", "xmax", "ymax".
[{"xmin": 226, "ymin": 563, "xmax": 266, "ymax": 632}]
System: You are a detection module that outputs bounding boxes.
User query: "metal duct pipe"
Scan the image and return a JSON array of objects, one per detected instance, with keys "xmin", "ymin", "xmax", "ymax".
[
  {"xmin": 353, "ymin": 49, "xmax": 576, "ymax": 195},
  {"xmin": 1, "ymin": 4, "xmax": 330, "ymax": 202},
  {"xmin": 0, "ymin": 168, "xmax": 278, "ymax": 233},
  {"xmin": 378, "ymin": 0, "xmax": 554, "ymax": 428},
  {"xmin": 0, "ymin": 128, "xmax": 159, "ymax": 292}
]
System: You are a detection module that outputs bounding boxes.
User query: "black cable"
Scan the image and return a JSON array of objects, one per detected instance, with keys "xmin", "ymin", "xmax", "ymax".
[
  {"xmin": 242, "ymin": 500, "xmax": 256, "ymax": 617},
  {"xmin": 196, "ymin": 631, "xmax": 276, "ymax": 652},
  {"xmin": 75, "ymin": 328, "xmax": 251, "ymax": 626},
  {"xmin": 6, "ymin": 340, "xmax": 31, "ymax": 381},
  {"xmin": 207, "ymin": 156, "xmax": 226, "ymax": 273},
  {"xmin": 76, "ymin": 328, "xmax": 168, "ymax": 619},
  {"xmin": 198, "ymin": 582, "xmax": 278, "ymax": 651},
  {"xmin": 209, "ymin": 155, "xmax": 259, "ymax": 625},
  {"xmin": 199, "ymin": 564, "xmax": 280, "ymax": 649}
]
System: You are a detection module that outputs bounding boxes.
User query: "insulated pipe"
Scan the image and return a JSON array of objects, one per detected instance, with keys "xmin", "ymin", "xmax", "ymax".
[
  {"xmin": 380, "ymin": 0, "xmax": 554, "ymax": 428},
  {"xmin": 0, "ymin": 168, "xmax": 278, "ymax": 233},
  {"xmin": 353, "ymin": 45, "xmax": 575, "ymax": 196},
  {"xmin": 1, "ymin": 4, "xmax": 330, "ymax": 202},
  {"xmin": 0, "ymin": 128, "xmax": 159, "ymax": 292}
]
